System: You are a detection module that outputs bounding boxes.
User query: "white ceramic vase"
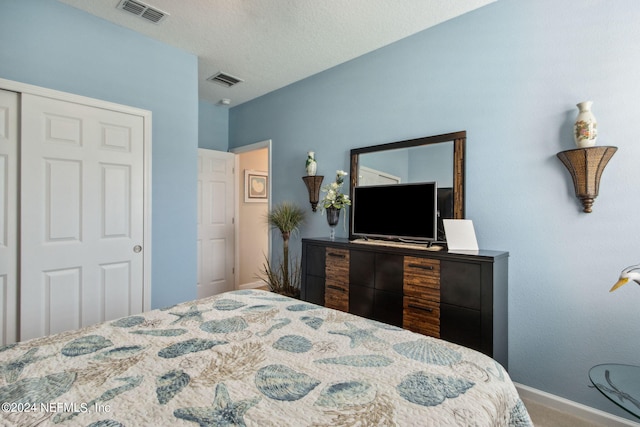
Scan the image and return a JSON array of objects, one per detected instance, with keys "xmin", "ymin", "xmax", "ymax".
[
  {"xmin": 573, "ymin": 101, "xmax": 597, "ymax": 148},
  {"xmin": 306, "ymin": 151, "xmax": 317, "ymax": 176}
]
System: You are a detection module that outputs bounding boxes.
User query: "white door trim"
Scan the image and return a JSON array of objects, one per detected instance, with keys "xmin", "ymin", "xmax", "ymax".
[
  {"xmin": 0, "ymin": 89, "xmax": 18, "ymax": 345},
  {"xmin": 230, "ymin": 140, "xmax": 272, "ymax": 289},
  {"xmin": 0, "ymin": 78, "xmax": 152, "ymax": 312}
]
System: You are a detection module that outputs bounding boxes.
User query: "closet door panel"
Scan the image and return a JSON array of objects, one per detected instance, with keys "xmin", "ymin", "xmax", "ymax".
[
  {"xmin": 20, "ymin": 93, "xmax": 145, "ymax": 340},
  {"xmin": 44, "ymin": 268, "xmax": 82, "ymax": 334},
  {"xmin": 45, "ymin": 159, "xmax": 82, "ymax": 241}
]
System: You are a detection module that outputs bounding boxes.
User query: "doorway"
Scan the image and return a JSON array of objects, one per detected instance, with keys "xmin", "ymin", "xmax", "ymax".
[{"xmin": 231, "ymin": 140, "xmax": 271, "ymax": 289}]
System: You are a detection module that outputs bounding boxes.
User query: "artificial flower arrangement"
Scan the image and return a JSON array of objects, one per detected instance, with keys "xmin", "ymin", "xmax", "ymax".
[{"xmin": 321, "ymin": 170, "xmax": 351, "ymax": 210}]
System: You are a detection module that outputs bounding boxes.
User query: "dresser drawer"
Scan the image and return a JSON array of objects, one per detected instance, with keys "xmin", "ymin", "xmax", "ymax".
[
  {"xmin": 325, "ymin": 248, "xmax": 349, "ymax": 311},
  {"xmin": 326, "ymin": 247, "xmax": 349, "ymax": 286},
  {"xmin": 440, "ymin": 260, "xmax": 481, "ymax": 310},
  {"xmin": 403, "ymin": 296, "xmax": 440, "ymax": 338},
  {"xmin": 403, "ymin": 257, "xmax": 440, "ymax": 298},
  {"xmin": 304, "ymin": 244, "xmax": 326, "ymax": 277},
  {"xmin": 325, "ymin": 284, "xmax": 349, "ymax": 312}
]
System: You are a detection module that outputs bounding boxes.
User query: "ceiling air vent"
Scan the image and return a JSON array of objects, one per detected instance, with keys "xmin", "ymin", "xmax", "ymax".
[
  {"xmin": 117, "ymin": 0, "xmax": 168, "ymax": 24},
  {"xmin": 207, "ymin": 72, "xmax": 244, "ymax": 88}
]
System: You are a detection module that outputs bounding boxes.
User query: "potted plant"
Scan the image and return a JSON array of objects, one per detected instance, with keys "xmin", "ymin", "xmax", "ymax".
[{"xmin": 261, "ymin": 202, "xmax": 306, "ymax": 297}]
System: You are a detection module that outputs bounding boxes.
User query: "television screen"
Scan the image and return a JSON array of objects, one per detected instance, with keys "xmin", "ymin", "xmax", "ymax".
[{"xmin": 351, "ymin": 182, "xmax": 437, "ymax": 242}]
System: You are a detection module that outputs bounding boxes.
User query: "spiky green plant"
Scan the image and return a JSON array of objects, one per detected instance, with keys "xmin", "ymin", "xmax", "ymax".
[
  {"xmin": 262, "ymin": 202, "xmax": 306, "ymax": 296},
  {"xmin": 260, "ymin": 255, "xmax": 302, "ymax": 297}
]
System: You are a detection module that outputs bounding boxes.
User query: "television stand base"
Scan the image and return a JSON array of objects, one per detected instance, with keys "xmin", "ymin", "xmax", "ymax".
[{"xmin": 351, "ymin": 238, "xmax": 444, "ymax": 251}]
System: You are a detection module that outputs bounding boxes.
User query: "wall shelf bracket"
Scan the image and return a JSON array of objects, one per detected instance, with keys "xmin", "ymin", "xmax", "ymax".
[
  {"xmin": 302, "ymin": 175, "xmax": 324, "ymax": 212},
  {"xmin": 557, "ymin": 146, "xmax": 617, "ymax": 213}
]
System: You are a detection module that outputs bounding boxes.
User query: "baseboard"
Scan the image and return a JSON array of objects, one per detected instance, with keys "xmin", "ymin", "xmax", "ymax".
[
  {"xmin": 238, "ymin": 280, "xmax": 267, "ymax": 290},
  {"xmin": 515, "ymin": 383, "xmax": 640, "ymax": 426}
]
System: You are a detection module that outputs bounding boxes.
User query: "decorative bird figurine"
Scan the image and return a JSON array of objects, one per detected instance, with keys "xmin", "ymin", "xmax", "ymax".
[{"xmin": 611, "ymin": 264, "xmax": 640, "ymax": 292}]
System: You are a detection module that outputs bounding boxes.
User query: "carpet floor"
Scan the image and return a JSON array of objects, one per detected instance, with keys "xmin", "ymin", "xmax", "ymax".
[{"xmin": 523, "ymin": 398, "xmax": 611, "ymax": 427}]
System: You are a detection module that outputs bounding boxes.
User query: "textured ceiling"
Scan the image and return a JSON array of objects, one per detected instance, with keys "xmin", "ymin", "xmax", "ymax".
[{"xmin": 57, "ymin": 0, "xmax": 494, "ymax": 107}]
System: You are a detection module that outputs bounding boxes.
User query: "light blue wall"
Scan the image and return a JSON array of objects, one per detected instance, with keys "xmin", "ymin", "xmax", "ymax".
[
  {"xmin": 230, "ymin": 0, "xmax": 640, "ymax": 420},
  {"xmin": 0, "ymin": 0, "xmax": 199, "ymax": 308},
  {"xmin": 199, "ymin": 100, "xmax": 229, "ymax": 150}
]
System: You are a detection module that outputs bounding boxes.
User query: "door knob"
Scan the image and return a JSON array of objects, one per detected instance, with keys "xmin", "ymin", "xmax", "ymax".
[{"xmin": 133, "ymin": 245, "xmax": 142, "ymax": 253}]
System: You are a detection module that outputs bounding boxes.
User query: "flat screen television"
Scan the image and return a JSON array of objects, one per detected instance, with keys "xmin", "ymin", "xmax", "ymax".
[{"xmin": 351, "ymin": 182, "xmax": 437, "ymax": 242}]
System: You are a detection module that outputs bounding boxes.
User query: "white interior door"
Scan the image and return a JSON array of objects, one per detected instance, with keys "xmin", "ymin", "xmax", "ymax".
[
  {"xmin": 20, "ymin": 93, "xmax": 145, "ymax": 340},
  {"xmin": 0, "ymin": 90, "xmax": 18, "ymax": 345},
  {"xmin": 197, "ymin": 149, "xmax": 235, "ymax": 298}
]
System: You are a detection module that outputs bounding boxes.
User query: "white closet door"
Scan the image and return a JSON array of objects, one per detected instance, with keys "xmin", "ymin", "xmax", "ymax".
[
  {"xmin": 20, "ymin": 93, "xmax": 145, "ymax": 340},
  {"xmin": 197, "ymin": 149, "xmax": 235, "ymax": 298},
  {"xmin": 0, "ymin": 90, "xmax": 18, "ymax": 345}
]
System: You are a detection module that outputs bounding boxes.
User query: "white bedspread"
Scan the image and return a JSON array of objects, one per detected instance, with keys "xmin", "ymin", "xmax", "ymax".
[{"xmin": 0, "ymin": 290, "xmax": 532, "ymax": 426}]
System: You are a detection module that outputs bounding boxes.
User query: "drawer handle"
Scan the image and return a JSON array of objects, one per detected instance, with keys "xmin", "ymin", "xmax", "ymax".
[
  {"xmin": 327, "ymin": 252, "xmax": 346, "ymax": 258},
  {"xmin": 327, "ymin": 285, "xmax": 346, "ymax": 292},
  {"xmin": 406, "ymin": 282, "xmax": 439, "ymax": 290},
  {"xmin": 407, "ymin": 263, "xmax": 434, "ymax": 270},
  {"xmin": 408, "ymin": 263, "xmax": 433, "ymax": 270},
  {"xmin": 408, "ymin": 304, "xmax": 434, "ymax": 313}
]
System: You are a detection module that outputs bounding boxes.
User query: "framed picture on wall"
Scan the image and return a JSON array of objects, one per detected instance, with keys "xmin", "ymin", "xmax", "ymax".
[{"xmin": 245, "ymin": 170, "xmax": 268, "ymax": 203}]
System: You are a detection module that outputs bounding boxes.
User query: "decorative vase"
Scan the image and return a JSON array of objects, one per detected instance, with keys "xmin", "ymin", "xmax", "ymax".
[
  {"xmin": 326, "ymin": 206, "xmax": 340, "ymax": 240},
  {"xmin": 306, "ymin": 151, "xmax": 317, "ymax": 176},
  {"xmin": 573, "ymin": 101, "xmax": 598, "ymax": 148}
]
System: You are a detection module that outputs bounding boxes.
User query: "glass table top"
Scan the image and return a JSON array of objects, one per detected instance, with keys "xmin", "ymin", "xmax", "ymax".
[{"xmin": 589, "ymin": 364, "xmax": 640, "ymax": 419}]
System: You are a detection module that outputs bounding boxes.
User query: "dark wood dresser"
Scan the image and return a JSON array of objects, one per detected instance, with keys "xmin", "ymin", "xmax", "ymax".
[{"xmin": 300, "ymin": 237, "xmax": 509, "ymax": 368}]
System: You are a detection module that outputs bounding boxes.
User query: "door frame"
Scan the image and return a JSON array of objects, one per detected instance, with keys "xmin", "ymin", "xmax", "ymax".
[
  {"xmin": 230, "ymin": 139, "xmax": 272, "ymax": 289},
  {"xmin": 0, "ymin": 89, "xmax": 18, "ymax": 345},
  {"xmin": 0, "ymin": 78, "xmax": 152, "ymax": 312}
]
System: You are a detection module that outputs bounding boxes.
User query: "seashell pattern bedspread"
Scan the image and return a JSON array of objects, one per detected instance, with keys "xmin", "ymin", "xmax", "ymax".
[{"xmin": 0, "ymin": 290, "xmax": 533, "ymax": 426}]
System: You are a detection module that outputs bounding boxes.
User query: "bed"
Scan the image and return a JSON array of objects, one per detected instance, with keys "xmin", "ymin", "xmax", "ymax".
[{"xmin": 0, "ymin": 289, "xmax": 532, "ymax": 426}]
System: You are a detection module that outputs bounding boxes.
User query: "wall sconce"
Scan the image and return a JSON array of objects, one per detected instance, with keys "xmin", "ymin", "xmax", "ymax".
[
  {"xmin": 557, "ymin": 146, "xmax": 617, "ymax": 213},
  {"xmin": 302, "ymin": 175, "xmax": 324, "ymax": 212}
]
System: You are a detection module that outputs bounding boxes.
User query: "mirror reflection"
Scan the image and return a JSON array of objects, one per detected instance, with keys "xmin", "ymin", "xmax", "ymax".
[{"xmin": 357, "ymin": 142, "xmax": 454, "ymax": 187}]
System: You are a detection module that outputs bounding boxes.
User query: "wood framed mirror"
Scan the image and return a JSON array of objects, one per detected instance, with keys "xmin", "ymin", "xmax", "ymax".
[{"xmin": 349, "ymin": 131, "xmax": 466, "ymax": 241}]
